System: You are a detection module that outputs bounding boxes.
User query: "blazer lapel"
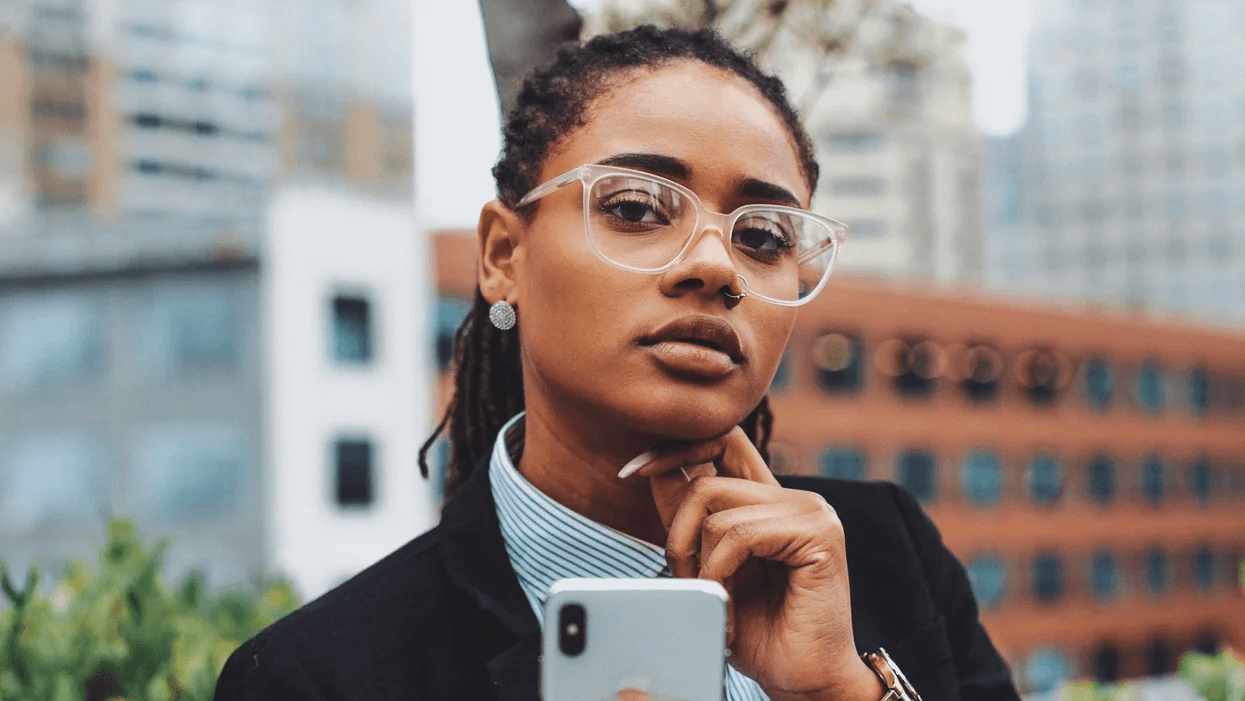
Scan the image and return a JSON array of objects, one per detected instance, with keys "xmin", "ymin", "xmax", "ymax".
[{"xmin": 438, "ymin": 457, "xmax": 542, "ymax": 701}]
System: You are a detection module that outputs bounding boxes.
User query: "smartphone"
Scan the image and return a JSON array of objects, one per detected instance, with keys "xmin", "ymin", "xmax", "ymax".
[{"xmin": 541, "ymin": 578, "xmax": 729, "ymax": 701}]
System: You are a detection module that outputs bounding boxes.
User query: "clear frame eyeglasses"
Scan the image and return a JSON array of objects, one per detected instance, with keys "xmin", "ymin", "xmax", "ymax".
[{"xmin": 516, "ymin": 164, "xmax": 848, "ymax": 307}]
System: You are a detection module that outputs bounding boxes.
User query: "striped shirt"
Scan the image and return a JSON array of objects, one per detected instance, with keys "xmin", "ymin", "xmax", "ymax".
[{"xmin": 490, "ymin": 412, "xmax": 770, "ymax": 701}]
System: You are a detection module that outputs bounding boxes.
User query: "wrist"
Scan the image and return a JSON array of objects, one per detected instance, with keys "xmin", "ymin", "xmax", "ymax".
[{"xmin": 770, "ymin": 656, "xmax": 886, "ymax": 701}]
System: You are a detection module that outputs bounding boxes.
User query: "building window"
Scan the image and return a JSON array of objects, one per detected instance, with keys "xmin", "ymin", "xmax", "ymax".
[
  {"xmin": 959, "ymin": 345, "xmax": 1002, "ymax": 402},
  {"xmin": 1187, "ymin": 367, "xmax": 1210, "ymax": 416},
  {"xmin": 1117, "ymin": 105, "xmax": 1140, "ymax": 130},
  {"xmin": 1088, "ymin": 455, "xmax": 1116, "ymax": 504},
  {"xmin": 1193, "ymin": 548, "xmax": 1216, "ymax": 590},
  {"xmin": 1196, "ymin": 632, "xmax": 1220, "ymax": 655},
  {"xmin": 1145, "ymin": 549, "xmax": 1169, "ymax": 594},
  {"xmin": 886, "ymin": 61, "xmax": 921, "ymax": 113},
  {"xmin": 887, "ymin": 339, "xmax": 939, "ymax": 398},
  {"xmin": 1026, "ymin": 454, "xmax": 1063, "ymax": 505},
  {"xmin": 961, "ymin": 451, "xmax": 1003, "ymax": 506},
  {"xmin": 0, "ymin": 434, "xmax": 109, "ymax": 533},
  {"xmin": 1083, "ymin": 357, "xmax": 1113, "ymax": 409},
  {"xmin": 1190, "ymin": 459, "xmax": 1214, "ymax": 503},
  {"xmin": 1, "ymin": 294, "xmax": 104, "ymax": 390},
  {"xmin": 1146, "ymin": 640, "xmax": 1173, "ymax": 675},
  {"xmin": 335, "ymin": 439, "xmax": 374, "ymax": 507},
  {"xmin": 819, "ymin": 448, "xmax": 865, "ymax": 481},
  {"xmin": 965, "ymin": 554, "xmax": 1006, "ymax": 609},
  {"xmin": 1140, "ymin": 456, "xmax": 1166, "ymax": 504},
  {"xmin": 1090, "ymin": 551, "xmax": 1119, "ymax": 600},
  {"xmin": 435, "ymin": 296, "xmax": 471, "ymax": 369},
  {"xmin": 896, "ymin": 450, "xmax": 937, "ymax": 502},
  {"xmin": 144, "ymin": 286, "xmax": 242, "ymax": 375},
  {"xmin": 813, "ymin": 332, "xmax": 862, "ymax": 393},
  {"xmin": 1032, "ymin": 553, "xmax": 1063, "ymax": 603},
  {"xmin": 1021, "ymin": 349, "xmax": 1063, "ymax": 405},
  {"xmin": 1092, "ymin": 644, "xmax": 1120, "ymax": 683},
  {"xmin": 1115, "ymin": 61, "xmax": 1141, "ymax": 92},
  {"xmin": 1160, "ymin": 102, "xmax": 1183, "ymax": 130},
  {"xmin": 1025, "ymin": 648, "xmax": 1071, "ymax": 694},
  {"xmin": 332, "ymin": 296, "xmax": 372, "ymax": 364},
  {"xmin": 134, "ymin": 424, "xmax": 244, "ymax": 518},
  {"xmin": 1134, "ymin": 363, "xmax": 1166, "ymax": 413}
]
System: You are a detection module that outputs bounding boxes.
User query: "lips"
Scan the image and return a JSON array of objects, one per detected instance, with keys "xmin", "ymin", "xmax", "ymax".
[{"xmin": 640, "ymin": 315, "xmax": 745, "ymax": 363}]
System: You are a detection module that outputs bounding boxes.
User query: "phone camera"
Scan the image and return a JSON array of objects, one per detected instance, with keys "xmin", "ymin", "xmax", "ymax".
[{"xmin": 558, "ymin": 603, "xmax": 586, "ymax": 656}]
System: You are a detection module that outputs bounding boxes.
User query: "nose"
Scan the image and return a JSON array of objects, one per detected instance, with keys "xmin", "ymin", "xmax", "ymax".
[{"xmin": 657, "ymin": 220, "xmax": 743, "ymax": 305}]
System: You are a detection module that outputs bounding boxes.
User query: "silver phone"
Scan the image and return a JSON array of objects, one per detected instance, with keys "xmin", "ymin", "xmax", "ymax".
[{"xmin": 541, "ymin": 578, "xmax": 729, "ymax": 701}]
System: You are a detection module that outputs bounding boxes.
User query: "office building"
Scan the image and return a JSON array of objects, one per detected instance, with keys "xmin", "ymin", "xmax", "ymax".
[{"xmin": 987, "ymin": 0, "xmax": 1245, "ymax": 323}]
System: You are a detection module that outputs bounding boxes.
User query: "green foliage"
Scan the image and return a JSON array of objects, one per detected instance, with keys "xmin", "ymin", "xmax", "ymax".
[
  {"xmin": 1054, "ymin": 650, "xmax": 1245, "ymax": 701},
  {"xmin": 1180, "ymin": 651, "xmax": 1245, "ymax": 701},
  {"xmin": 0, "ymin": 520, "xmax": 300, "ymax": 701},
  {"xmin": 1059, "ymin": 680, "xmax": 1141, "ymax": 701}
]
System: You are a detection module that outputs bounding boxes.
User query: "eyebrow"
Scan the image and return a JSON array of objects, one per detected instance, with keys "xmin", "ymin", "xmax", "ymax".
[
  {"xmin": 595, "ymin": 152, "xmax": 803, "ymax": 208},
  {"xmin": 739, "ymin": 178, "xmax": 802, "ymax": 208},
  {"xmin": 596, "ymin": 152, "xmax": 690, "ymax": 180}
]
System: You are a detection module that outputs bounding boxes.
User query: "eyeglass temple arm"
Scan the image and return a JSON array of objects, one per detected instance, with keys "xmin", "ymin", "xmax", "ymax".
[
  {"xmin": 516, "ymin": 169, "xmax": 583, "ymax": 207},
  {"xmin": 797, "ymin": 237, "xmax": 838, "ymax": 265}
]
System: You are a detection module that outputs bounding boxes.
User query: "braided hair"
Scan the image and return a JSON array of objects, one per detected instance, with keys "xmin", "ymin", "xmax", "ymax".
[{"xmin": 419, "ymin": 25, "xmax": 818, "ymax": 495}]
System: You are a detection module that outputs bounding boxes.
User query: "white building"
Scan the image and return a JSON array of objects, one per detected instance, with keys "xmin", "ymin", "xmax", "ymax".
[
  {"xmin": 263, "ymin": 187, "xmax": 435, "ymax": 600},
  {"xmin": 986, "ymin": 0, "xmax": 1245, "ymax": 324}
]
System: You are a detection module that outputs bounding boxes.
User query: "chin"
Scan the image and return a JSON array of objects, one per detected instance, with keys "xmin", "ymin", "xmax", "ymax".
[{"xmin": 623, "ymin": 392, "xmax": 756, "ymax": 442}]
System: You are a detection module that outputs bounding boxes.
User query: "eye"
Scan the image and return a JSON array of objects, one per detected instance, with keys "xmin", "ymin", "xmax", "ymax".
[
  {"xmin": 733, "ymin": 214, "xmax": 796, "ymax": 256},
  {"xmin": 608, "ymin": 196, "xmax": 662, "ymax": 224},
  {"xmin": 597, "ymin": 190, "xmax": 671, "ymax": 227}
]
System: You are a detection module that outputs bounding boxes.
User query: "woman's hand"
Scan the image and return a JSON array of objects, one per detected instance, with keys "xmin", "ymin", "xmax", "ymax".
[{"xmin": 621, "ymin": 428, "xmax": 883, "ymax": 701}]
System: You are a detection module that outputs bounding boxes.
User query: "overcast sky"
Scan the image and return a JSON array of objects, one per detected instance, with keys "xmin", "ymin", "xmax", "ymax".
[{"xmin": 412, "ymin": 0, "xmax": 1038, "ymax": 229}]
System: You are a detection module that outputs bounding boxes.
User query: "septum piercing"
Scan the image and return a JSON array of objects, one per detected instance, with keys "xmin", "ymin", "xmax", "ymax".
[{"xmin": 723, "ymin": 274, "xmax": 749, "ymax": 300}]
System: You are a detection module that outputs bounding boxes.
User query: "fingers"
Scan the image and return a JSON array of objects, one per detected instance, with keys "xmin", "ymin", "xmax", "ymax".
[
  {"xmin": 619, "ymin": 438, "xmax": 729, "ymax": 480},
  {"xmin": 664, "ymin": 478, "xmax": 836, "ymax": 580},
  {"xmin": 715, "ymin": 427, "xmax": 781, "ymax": 487},
  {"xmin": 665, "ymin": 481, "xmax": 785, "ymax": 578},
  {"xmin": 622, "ymin": 427, "xmax": 778, "ymax": 485},
  {"xmin": 698, "ymin": 508, "xmax": 842, "ymax": 585},
  {"xmin": 648, "ymin": 464, "xmax": 702, "ymax": 533}
]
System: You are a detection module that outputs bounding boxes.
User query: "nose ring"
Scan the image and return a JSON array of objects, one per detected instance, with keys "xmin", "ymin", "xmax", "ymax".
[{"xmin": 723, "ymin": 274, "xmax": 749, "ymax": 300}]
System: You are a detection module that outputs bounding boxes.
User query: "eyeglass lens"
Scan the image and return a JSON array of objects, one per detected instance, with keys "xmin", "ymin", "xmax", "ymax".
[{"xmin": 587, "ymin": 173, "xmax": 837, "ymax": 303}]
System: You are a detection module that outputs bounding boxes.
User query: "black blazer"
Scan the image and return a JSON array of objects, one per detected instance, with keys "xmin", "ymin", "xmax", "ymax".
[{"xmin": 214, "ymin": 460, "xmax": 1020, "ymax": 701}]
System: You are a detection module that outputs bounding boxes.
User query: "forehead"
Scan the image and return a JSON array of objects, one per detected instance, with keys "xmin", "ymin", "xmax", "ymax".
[{"xmin": 541, "ymin": 62, "xmax": 810, "ymax": 203}]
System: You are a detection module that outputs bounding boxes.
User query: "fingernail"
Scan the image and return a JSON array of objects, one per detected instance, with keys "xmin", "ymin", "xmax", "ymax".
[{"xmin": 618, "ymin": 451, "xmax": 656, "ymax": 479}]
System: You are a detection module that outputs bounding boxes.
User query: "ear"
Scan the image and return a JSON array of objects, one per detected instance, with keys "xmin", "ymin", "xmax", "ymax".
[{"xmin": 477, "ymin": 200, "xmax": 527, "ymax": 305}]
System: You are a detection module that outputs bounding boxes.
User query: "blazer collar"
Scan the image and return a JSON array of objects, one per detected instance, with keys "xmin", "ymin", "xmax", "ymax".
[{"xmin": 438, "ymin": 455, "xmax": 541, "ymax": 701}]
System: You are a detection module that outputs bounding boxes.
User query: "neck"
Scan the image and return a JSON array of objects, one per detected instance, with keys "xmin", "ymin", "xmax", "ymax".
[{"xmin": 516, "ymin": 404, "xmax": 669, "ymax": 547}]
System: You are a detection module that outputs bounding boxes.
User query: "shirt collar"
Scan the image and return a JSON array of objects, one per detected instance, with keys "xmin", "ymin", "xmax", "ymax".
[{"xmin": 489, "ymin": 413, "xmax": 669, "ymax": 622}]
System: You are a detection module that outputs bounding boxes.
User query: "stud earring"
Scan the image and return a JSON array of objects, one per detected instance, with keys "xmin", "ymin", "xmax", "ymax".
[{"xmin": 488, "ymin": 300, "xmax": 516, "ymax": 330}]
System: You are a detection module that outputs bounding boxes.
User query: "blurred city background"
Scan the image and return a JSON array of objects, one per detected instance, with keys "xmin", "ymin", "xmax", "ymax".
[{"xmin": 1, "ymin": 0, "xmax": 1243, "ymax": 697}]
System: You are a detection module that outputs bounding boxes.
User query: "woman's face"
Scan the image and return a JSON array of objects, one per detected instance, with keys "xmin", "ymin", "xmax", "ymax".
[{"xmin": 509, "ymin": 61, "xmax": 808, "ymax": 445}]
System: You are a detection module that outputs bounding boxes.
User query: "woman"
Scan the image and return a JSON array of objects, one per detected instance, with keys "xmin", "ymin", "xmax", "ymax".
[{"xmin": 215, "ymin": 26, "xmax": 1020, "ymax": 701}]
